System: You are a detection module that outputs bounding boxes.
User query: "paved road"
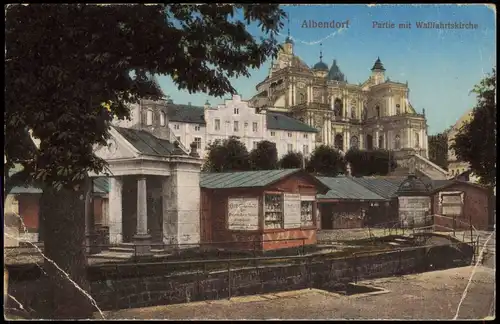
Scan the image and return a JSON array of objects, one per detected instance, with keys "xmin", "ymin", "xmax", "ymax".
[{"xmin": 101, "ymin": 266, "xmax": 495, "ymax": 320}]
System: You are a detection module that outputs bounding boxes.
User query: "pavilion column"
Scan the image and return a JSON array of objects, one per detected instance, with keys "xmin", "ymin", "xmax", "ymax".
[
  {"xmin": 133, "ymin": 176, "xmax": 152, "ymax": 257},
  {"xmin": 108, "ymin": 177, "xmax": 123, "ymax": 244}
]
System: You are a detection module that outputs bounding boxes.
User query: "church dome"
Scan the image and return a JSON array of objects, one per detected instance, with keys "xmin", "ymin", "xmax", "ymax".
[
  {"xmin": 313, "ymin": 61, "xmax": 328, "ymax": 71},
  {"xmin": 327, "ymin": 59, "xmax": 345, "ymax": 81}
]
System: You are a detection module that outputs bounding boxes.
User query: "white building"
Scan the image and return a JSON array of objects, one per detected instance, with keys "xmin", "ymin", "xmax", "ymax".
[{"xmin": 114, "ymin": 95, "xmax": 318, "ymax": 160}]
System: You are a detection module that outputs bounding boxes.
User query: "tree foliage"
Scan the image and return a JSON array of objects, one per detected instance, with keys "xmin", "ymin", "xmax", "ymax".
[
  {"xmin": 5, "ymin": 4, "xmax": 285, "ymax": 319},
  {"xmin": 306, "ymin": 145, "xmax": 346, "ymax": 177},
  {"xmin": 345, "ymin": 149, "xmax": 397, "ymax": 177},
  {"xmin": 451, "ymin": 68, "xmax": 496, "ymax": 186},
  {"xmin": 202, "ymin": 137, "xmax": 251, "ymax": 172},
  {"xmin": 279, "ymin": 151, "xmax": 305, "ymax": 169},
  {"xmin": 4, "ymin": 3, "xmax": 285, "ymax": 191},
  {"xmin": 428, "ymin": 132, "xmax": 449, "ymax": 170},
  {"xmin": 249, "ymin": 140, "xmax": 278, "ymax": 170}
]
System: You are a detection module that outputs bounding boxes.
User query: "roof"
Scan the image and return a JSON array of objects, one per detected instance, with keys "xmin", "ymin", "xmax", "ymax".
[
  {"xmin": 266, "ymin": 112, "xmax": 318, "ymax": 133},
  {"xmin": 327, "ymin": 60, "xmax": 345, "ymax": 82},
  {"xmin": 165, "ymin": 103, "xmax": 206, "ymax": 125},
  {"xmin": 114, "ymin": 126, "xmax": 180, "ymax": 157},
  {"xmin": 371, "ymin": 57, "xmax": 386, "ymax": 71},
  {"xmin": 316, "ymin": 176, "xmax": 387, "ymax": 201},
  {"xmin": 10, "ymin": 186, "xmax": 42, "ymax": 194},
  {"xmin": 396, "ymin": 175, "xmax": 430, "ymax": 196},
  {"xmin": 313, "ymin": 61, "xmax": 328, "ymax": 71},
  {"xmin": 93, "ymin": 177, "xmax": 110, "ymax": 194},
  {"xmin": 350, "ymin": 177, "xmax": 403, "ymax": 199},
  {"xmin": 200, "ymin": 169, "xmax": 329, "ymax": 193},
  {"xmin": 201, "ymin": 169, "xmax": 300, "ymax": 189}
]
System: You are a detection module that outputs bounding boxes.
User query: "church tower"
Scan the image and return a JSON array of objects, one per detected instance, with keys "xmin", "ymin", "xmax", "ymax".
[{"xmin": 371, "ymin": 57, "xmax": 385, "ymax": 85}]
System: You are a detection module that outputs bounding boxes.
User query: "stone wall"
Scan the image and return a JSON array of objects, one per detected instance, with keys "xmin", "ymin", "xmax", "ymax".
[{"xmin": 7, "ymin": 245, "xmax": 471, "ymax": 315}]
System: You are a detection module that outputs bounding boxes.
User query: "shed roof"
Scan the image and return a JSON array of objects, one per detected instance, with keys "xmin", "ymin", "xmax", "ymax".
[
  {"xmin": 266, "ymin": 112, "xmax": 318, "ymax": 133},
  {"xmin": 316, "ymin": 176, "xmax": 387, "ymax": 201},
  {"xmin": 114, "ymin": 126, "xmax": 179, "ymax": 157},
  {"xmin": 350, "ymin": 176, "xmax": 454, "ymax": 199},
  {"xmin": 200, "ymin": 169, "xmax": 300, "ymax": 189}
]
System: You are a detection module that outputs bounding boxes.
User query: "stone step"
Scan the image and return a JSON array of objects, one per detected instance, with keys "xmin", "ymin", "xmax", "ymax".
[
  {"xmin": 109, "ymin": 246, "xmax": 135, "ymax": 253},
  {"xmin": 92, "ymin": 251, "xmax": 133, "ymax": 260},
  {"xmin": 388, "ymin": 242, "xmax": 401, "ymax": 246},
  {"xmin": 393, "ymin": 238, "xmax": 409, "ymax": 242}
]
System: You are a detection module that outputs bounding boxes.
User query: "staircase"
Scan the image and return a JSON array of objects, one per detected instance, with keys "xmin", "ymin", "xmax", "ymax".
[
  {"xmin": 390, "ymin": 150, "xmax": 448, "ymax": 180},
  {"xmin": 414, "ymin": 153, "xmax": 448, "ymax": 180}
]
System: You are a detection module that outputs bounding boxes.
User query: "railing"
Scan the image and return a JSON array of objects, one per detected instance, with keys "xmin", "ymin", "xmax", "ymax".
[
  {"xmin": 167, "ymin": 125, "xmax": 189, "ymax": 153},
  {"xmin": 414, "ymin": 153, "xmax": 448, "ymax": 179}
]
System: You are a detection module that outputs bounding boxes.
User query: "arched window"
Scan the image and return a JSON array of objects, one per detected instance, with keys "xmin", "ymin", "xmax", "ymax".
[
  {"xmin": 375, "ymin": 105, "xmax": 380, "ymax": 118},
  {"xmin": 160, "ymin": 111, "xmax": 166, "ymax": 126},
  {"xmin": 334, "ymin": 98, "xmax": 343, "ymax": 117},
  {"xmin": 299, "ymin": 93, "xmax": 305, "ymax": 103},
  {"xmin": 334, "ymin": 134, "xmax": 343, "ymax": 150},
  {"xmin": 146, "ymin": 109, "xmax": 153, "ymax": 126},
  {"xmin": 378, "ymin": 135, "xmax": 384, "ymax": 149},
  {"xmin": 394, "ymin": 134, "xmax": 401, "ymax": 150}
]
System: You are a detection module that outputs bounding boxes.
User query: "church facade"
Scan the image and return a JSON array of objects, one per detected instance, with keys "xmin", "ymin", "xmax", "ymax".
[{"xmin": 249, "ymin": 38, "xmax": 430, "ymax": 159}]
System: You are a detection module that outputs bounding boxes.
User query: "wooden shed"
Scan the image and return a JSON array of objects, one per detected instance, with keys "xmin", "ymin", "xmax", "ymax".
[
  {"xmin": 200, "ymin": 169, "xmax": 330, "ymax": 252},
  {"xmin": 430, "ymin": 180, "xmax": 494, "ymax": 231}
]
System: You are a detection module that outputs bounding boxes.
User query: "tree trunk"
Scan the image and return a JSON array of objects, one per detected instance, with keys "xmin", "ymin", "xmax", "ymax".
[{"xmin": 38, "ymin": 184, "xmax": 94, "ymax": 319}]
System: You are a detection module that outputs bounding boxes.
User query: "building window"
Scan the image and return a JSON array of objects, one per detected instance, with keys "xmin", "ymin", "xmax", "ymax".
[
  {"xmin": 174, "ymin": 124, "xmax": 180, "ymax": 130},
  {"xmin": 160, "ymin": 112, "xmax": 166, "ymax": 126},
  {"xmin": 300, "ymin": 198, "xmax": 314, "ymax": 227},
  {"xmin": 334, "ymin": 134, "xmax": 343, "ymax": 150},
  {"xmin": 146, "ymin": 109, "xmax": 153, "ymax": 126},
  {"xmin": 234, "ymin": 108, "xmax": 239, "ymax": 114},
  {"xmin": 334, "ymin": 98, "xmax": 343, "ymax": 117},
  {"xmin": 287, "ymin": 144, "xmax": 293, "ymax": 152},
  {"xmin": 394, "ymin": 134, "xmax": 401, "ymax": 149},
  {"xmin": 214, "ymin": 119, "xmax": 220, "ymax": 131},
  {"xmin": 264, "ymin": 193, "xmax": 283, "ymax": 229},
  {"xmin": 378, "ymin": 135, "xmax": 384, "ymax": 149},
  {"xmin": 303, "ymin": 145, "xmax": 309, "ymax": 155},
  {"xmin": 234, "ymin": 121, "xmax": 239, "ymax": 132},
  {"xmin": 303, "ymin": 133, "xmax": 308, "ymax": 139},
  {"xmin": 288, "ymin": 132, "xmax": 292, "ymax": 138},
  {"xmin": 253, "ymin": 141, "xmax": 258, "ymax": 150},
  {"xmin": 194, "ymin": 137, "xmax": 202, "ymax": 149},
  {"xmin": 194, "ymin": 125, "xmax": 201, "ymax": 131},
  {"xmin": 415, "ymin": 132, "xmax": 420, "ymax": 148},
  {"xmin": 375, "ymin": 105, "xmax": 380, "ymax": 118},
  {"xmin": 350, "ymin": 136, "xmax": 359, "ymax": 149},
  {"xmin": 270, "ymin": 131, "xmax": 276, "ymax": 137},
  {"xmin": 252, "ymin": 122, "xmax": 258, "ymax": 132}
]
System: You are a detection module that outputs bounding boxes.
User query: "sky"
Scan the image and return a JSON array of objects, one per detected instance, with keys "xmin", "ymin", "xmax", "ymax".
[{"xmin": 157, "ymin": 4, "xmax": 496, "ymax": 135}]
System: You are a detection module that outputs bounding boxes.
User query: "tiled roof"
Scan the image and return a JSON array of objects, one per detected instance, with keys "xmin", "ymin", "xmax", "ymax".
[
  {"xmin": 200, "ymin": 169, "xmax": 300, "ymax": 189},
  {"xmin": 165, "ymin": 103, "xmax": 206, "ymax": 125},
  {"xmin": 266, "ymin": 113, "xmax": 318, "ymax": 133},
  {"xmin": 114, "ymin": 126, "xmax": 179, "ymax": 157},
  {"xmin": 316, "ymin": 176, "xmax": 387, "ymax": 201}
]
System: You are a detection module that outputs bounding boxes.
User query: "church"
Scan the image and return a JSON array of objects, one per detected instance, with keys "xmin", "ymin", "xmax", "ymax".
[{"xmin": 249, "ymin": 37, "xmax": 429, "ymax": 157}]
